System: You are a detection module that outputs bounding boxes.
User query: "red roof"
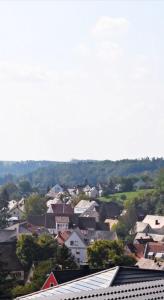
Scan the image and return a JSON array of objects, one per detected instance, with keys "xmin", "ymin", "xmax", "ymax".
[
  {"xmin": 127, "ymin": 243, "xmax": 145, "ymax": 259},
  {"xmin": 51, "ymin": 204, "xmax": 74, "ymax": 216},
  {"xmin": 42, "ymin": 272, "xmax": 58, "ymax": 290},
  {"xmin": 56, "ymin": 231, "xmax": 71, "ymax": 245},
  {"xmin": 146, "ymin": 242, "xmax": 164, "ymax": 254}
]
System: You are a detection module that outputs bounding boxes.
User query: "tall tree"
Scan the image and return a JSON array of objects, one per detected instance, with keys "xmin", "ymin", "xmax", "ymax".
[
  {"xmin": 24, "ymin": 194, "xmax": 46, "ymax": 217},
  {"xmin": 87, "ymin": 240, "xmax": 136, "ymax": 268},
  {"xmin": 16, "ymin": 235, "xmax": 40, "ymax": 267},
  {"xmin": 0, "ymin": 187, "xmax": 10, "ymax": 228}
]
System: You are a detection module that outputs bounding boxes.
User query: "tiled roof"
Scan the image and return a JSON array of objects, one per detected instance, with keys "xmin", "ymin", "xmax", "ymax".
[
  {"xmin": 97, "ymin": 201, "xmax": 122, "ymax": 220},
  {"xmin": 135, "ymin": 232, "xmax": 164, "ymax": 242},
  {"xmin": 51, "ymin": 204, "xmax": 74, "ymax": 216},
  {"xmin": 136, "ymin": 258, "xmax": 164, "ymax": 270},
  {"xmin": 145, "ymin": 242, "xmax": 164, "ymax": 255},
  {"xmin": 127, "ymin": 243, "xmax": 145, "ymax": 258},
  {"xmin": 143, "ymin": 215, "xmax": 164, "ymax": 229}
]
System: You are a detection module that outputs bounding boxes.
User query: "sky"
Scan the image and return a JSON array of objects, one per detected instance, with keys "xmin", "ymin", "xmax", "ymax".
[{"xmin": 0, "ymin": 0, "xmax": 163, "ymax": 161}]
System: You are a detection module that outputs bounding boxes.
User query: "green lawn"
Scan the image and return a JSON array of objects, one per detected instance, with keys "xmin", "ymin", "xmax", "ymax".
[{"xmin": 99, "ymin": 189, "xmax": 155, "ymax": 204}]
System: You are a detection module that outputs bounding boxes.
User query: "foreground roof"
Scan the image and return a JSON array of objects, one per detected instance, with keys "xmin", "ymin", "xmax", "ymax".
[
  {"xmin": 17, "ymin": 278, "xmax": 164, "ymax": 300},
  {"xmin": 16, "ymin": 266, "xmax": 164, "ymax": 299}
]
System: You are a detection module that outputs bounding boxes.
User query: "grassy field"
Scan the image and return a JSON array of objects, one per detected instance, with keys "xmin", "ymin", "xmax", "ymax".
[{"xmin": 99, "ymin": 189, "xmax": 155, "ymax": 204}]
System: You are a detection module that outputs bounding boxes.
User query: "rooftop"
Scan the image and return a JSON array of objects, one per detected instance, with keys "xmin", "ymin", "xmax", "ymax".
[{"xmin": 16, "ymin": 266, "xmax": 164, "ymax": 300}]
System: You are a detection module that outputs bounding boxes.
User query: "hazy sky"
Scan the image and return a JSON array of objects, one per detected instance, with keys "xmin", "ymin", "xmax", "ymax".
[{"xmin": 0, "ymin": 0, "xmax": 163, "ymax": 161}]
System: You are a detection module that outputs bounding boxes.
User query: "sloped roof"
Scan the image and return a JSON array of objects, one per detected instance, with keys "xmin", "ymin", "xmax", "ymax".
[
  {"xmin": 78, "ymin": 216, "xmax": 96, "ymax": 229},
  {"xmin": 136, "ymin": 258, "xmax": 164, "ymax": 270},
  {"xmin": 145, "ymin": 242, "xmax": 164, "ymax": 255},
  {"xmin": 135, "ymin": 232, "xmax": 164, "ymax": 242},
  {"xmin": 56, "ymin": 231, "xmax": 71, "ymax": 245},
  {"xmin": 127, "ymin": 243, "xmax": 146, "ymax": 258},
  {"xmin": 143, "ymin": 215, "xmax": 164, "ymax": 229},
  {"xmin": 51, "ymin": 204, "xmax": 74, "ymax": 215},
  {"xmin": 36, "ymin": 279, "xmax": 164, "ymax": 300},
  {"xmin": 0, "ymin": 229, "xmax": 17, "ymax": 242},
  {"xmin": 135, "ymin": 221, "xmax": 149, "ymax": 233},
  {"xmin": 16, "ymin": 267, "xmax": 164, "ymax": 300},
  {"xmin": 97, "ymin": 201, "xmax": 122, "ymax": 220},
  {"xmin": 6, "ymin": 222, "xmax": 32, "ymax": 235}
]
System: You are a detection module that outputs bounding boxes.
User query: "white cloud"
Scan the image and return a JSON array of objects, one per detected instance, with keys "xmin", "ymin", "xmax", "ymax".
[{"xmin": 91, "ymin": 16, "xmax": 129, "ymax": 39}]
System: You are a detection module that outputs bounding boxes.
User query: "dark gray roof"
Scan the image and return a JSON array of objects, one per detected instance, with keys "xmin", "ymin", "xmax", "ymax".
[
  {"xmin": 78, "ymin": 217, "xmax": 96, "ymax": 229},
  {"xmin": 97, "ymin": 201, "xmax": 122, "ymax": 221},
  {"xmin": 112, "ymin": 266, "xmax": 164, "ymax": 285},
  {"xmin": 28, "ymin": 214, "xmax": 56, "ymax": 228},
  {"xmin": 6, "ymin": 222, "xmax": 32, "ymax": 235},
  {"xmin": 0, "ymin": 242, "xmax": 23, "ymax": 271},
  {"xmin": 0, "ymin": 229, "xmax": 17, "ymax": 242}
]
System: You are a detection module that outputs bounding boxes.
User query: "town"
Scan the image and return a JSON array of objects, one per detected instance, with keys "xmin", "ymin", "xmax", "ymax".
[{"xmin": 1, "ymin": 166, "xmax": 164, "ymax": 299}]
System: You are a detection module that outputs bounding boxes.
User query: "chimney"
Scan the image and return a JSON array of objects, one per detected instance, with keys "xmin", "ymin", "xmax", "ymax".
[{"xmin": 155, "ymin": 219, "xmax": 159, "ymax": 225}]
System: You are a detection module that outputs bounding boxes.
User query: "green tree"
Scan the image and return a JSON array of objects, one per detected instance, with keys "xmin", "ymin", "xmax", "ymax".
[
  {"xmin": 56, "ymin": 245, "xmax": 77, "ymax": 269},
  {"xmin": 16, "ymin": 235, "xmax": 40, "ymax": 267},
  {"xmin": 37, "ymin": 234, "xmax": 58, "ymax": 261},
  {"xmin": 156, "ymin": 169, "xmax": 164, "ymax": 193},
  {"xmin": 12, "ymin": 260, "xmax": 54, "ymax": 298},
  {"xmin": 19, "ymin": 180, "xmax": 32, "ymax": 194},
  {"xmin": 24, "ymin": 194, "xmax": 46, "ymax": 217},
  {"xmin": 87, "ymin": 240, "xmax": 136, "ymax": 268},
  {"xmin": 0, "ymin": 187, "xmax": 10, "ymax": 229}
]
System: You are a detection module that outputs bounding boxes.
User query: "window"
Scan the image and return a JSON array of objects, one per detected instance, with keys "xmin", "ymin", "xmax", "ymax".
[
  {"xmin": 70, "ymin": 241, "xmax": 74, "ymax": 245},
  {"xmin": 50, "ymin": 283, "xmax": 54, "ymax": 287},
  {"xmin": 76, "ymin": 251, "xmax": 80, "ymax": 255}
]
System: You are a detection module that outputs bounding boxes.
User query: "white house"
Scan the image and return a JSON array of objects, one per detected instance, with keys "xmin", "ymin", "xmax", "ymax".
[{"xmin": 65, "ymin": 229, "xmax": 88, "ymax": 264}]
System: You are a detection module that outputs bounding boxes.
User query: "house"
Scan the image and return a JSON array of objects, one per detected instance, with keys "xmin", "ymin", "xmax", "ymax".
[
  {"xmin": 133, "ymin": 221, "xmax": 152, "ymax": 235},
  {"xmin": 133, "ymin": 215, "xmax": 164, "ymax": 239},
  {"xmin": 0, "ymin": 241, "xmax": 24, "ymax": 281},
  {"xmin": 142, "ymin": 215, "xmax": 164, "ymax": 234},
  {"xmin": 46, "ymin": 184, "xmax": 64, "ymax": 198},
  {"xmin": 133, "ymin": 179, "xmax": 146, "ymax": 190},
  {"xmin": 28, "ymin": 213, "xmax": 70, "ymax": 235},
  {"xmin": 144, "ymin": 242, "xmax": 164, "ymax": 260},
  {"xmin": 64, "ymin": 229, "xmax": 88, "ymax": 264},
  {"xmin": 104, "ymin": 219, "xmax": 118, "ymax": 230},
  {"xmin": 42, "ymin": 272, "xmax": 58, "ymax": 289},
  {"xmin": 134, "ymin": 232, "xmax": 164, "ymax": 244},
  {"xmin": 126, "ymin": 243, "xmax": 145, "ymax": 259},
  {"xmin": 136, "ymin": 258, "xmax": 164, "ymax": 270},
  {"xmin": 47, "ymin": 203, "xmax": 74, "ymax": 216},
  {"xmin": 83, "ymin": 185, "xmax": 91, "ymax": 193},
  {"xmin": 79, "ymin": 205, "xmax": 99, "ymax": 222},
  {"xmin": 8, "ymin": 198, "xmax": 25, "ymax": 220},
  {"xmin": 16, "ymin": 266, "xmax": 164, "ymax": 300},
  {"xmin": 97, "ymin": 201, "xmax": 122, "ymax": 221},
  {"xmin": 74, "ymin": 200, "xmax": 98, "ymax": 215},
  {"xmin": 87, "ymin": 187, "xmax": 99, "ymax": 199},
  {"xmin": 46, "ymin": 197, "xmax": 63, "ymax": 207},
  {"xmin": 63, "ymin": 228, "xmax": 117, "ymax": 265}
]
